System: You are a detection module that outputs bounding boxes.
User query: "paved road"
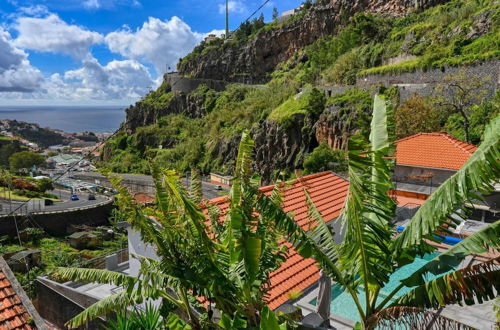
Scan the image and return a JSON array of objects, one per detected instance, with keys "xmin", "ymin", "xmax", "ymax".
[
  {"xmin": 0, "ymin": 189, "xmax": 110, "ymax": 215},
  {"xmin": 71, "ymin": 172, "xmax": 229, "ymax": 200}
]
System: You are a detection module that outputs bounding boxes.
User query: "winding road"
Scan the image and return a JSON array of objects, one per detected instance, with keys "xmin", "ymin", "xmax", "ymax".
[{"xmin": 0, "ymin": 189, "xmax": 110, "ymax": 215}]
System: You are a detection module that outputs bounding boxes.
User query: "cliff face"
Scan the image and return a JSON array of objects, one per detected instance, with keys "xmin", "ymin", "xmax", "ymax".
[{"xmin": 177, "ymin": 0, "xmax": 446, "ymax": 84}]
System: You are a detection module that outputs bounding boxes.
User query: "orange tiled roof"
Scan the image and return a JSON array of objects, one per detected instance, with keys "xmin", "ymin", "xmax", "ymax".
[
  {"xmin": 396, "ymin": 132, "xmax": 477, "ymax": 170},
  {"xmin": 134, "ymin": 193, "xmax": 155, "ymax": 204},
  {"xmin": 0, "ymin": 258, "xmax": 42, "ymax": 329},
  {"xmin": 205, "ymin": 171, "xmax": 349, "ymax": 310}
]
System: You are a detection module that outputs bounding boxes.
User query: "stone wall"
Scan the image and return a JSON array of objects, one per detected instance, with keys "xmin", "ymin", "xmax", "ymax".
[
  {"xmin": 320, "ymin": 60, "xmax": 499, "ymax": 102},
  {"xmin": 357, "ymin": 60, "xmax": 499, "ymax": 99},
  {"xmin": 0, "ymin": 199, "xmax": 114, "ymax": 236},
  {"xmin": 165, "ymin": 72, "xmax": 229, "ymax": 94}
]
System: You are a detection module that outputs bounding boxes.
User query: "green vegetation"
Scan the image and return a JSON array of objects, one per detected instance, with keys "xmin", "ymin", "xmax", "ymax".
[
  {"xmin": 104, "ymin": 81, "xmax": 296, "ymax": 175},
  {"xmin": 0, "ymin": 227, "xmax": 127, "ymax": 297},
  {"xmin": 303, "ymin": 142, "xmax": 347, "ymax": 174},
  {"xmin": 9, "ymin": 151, "xmax": 45, "ymax": 173},
  {"xmin": 268, "ymin": 87, "xmax": 325, "ymax": 124},
  {"xmin": 357, "ymin": 0, "xmax": 499, "ymax": 76}
]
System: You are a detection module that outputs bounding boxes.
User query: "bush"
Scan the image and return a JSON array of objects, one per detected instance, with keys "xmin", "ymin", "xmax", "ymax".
[
  {"xmin": 323, "ymin": 50, "xmax": 362, "ymax": 85},
  {"xmin": 303, "ymin": 143, "xmax": 348, "ymax": 174},
  {"xmin": 395, "ymin": 95, "xmax": 445, "ymax": 139}
]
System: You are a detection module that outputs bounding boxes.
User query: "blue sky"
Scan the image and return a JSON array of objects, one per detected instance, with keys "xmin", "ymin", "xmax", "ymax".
[{"xmin": 0, "ymin": 0, "xmax": 302, "ymax": 105}]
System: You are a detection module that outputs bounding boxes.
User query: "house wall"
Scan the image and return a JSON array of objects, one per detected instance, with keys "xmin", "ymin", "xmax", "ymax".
[
  {"xmin": 36, "ymin": 277, "xmax": 106, "ymax": 330},
  {"xmin": 127, "ymin": 226, "xmax": 160, "ymax": 277},
  {"xmin": 393, "ymin": 165, "xmax": 456, "ymax": 187}
]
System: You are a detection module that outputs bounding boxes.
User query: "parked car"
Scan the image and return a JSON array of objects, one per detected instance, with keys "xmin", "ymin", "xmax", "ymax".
[
  {"xmin": 216, "ymin": 185, "xmax": 223, "ymax": 191},
  {"xmin": 88, "ymin": 194, "xmax": 96, "ymax": 200},
  {"xmin": 70, "ymin": 194, "xmax": 79, "ymax": 201},
  {"xmin": 44, "ymin": 199, "xmax": 54, "ymax": 206}
]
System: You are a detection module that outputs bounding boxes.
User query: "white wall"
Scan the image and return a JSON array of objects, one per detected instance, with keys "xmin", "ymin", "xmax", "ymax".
[{"xmin": 127, "ymin": 226, "xmax": 160, "ymax": 278}]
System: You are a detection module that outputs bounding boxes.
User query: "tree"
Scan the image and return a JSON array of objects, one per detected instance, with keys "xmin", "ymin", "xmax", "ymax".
[
  {"xmin": 35, "ymin": 178, "xmax": 54, "ymax": 193},
  {"xmin": 9, "ymin": 151, "xmax": 45, "ymax": 173},
  {"xmin": 0, "ymin": 143, "xmax": 21, "ymax": 168},
  {"xmin": 258, "ymin": 95, "xmax": 500, "ymax": 329},
  {"xmin": 444, "ymin": 90, "xmax": 500, "ymax": 144},
  {"xmin": 303, "ymin": 142, "xmax": 347, "ymax": 174},
  {"xmin": 55, "ymin": 133, "xmax": 290, "ymax": 329},
  {"xmin": 395, "ymin": 95, "xmax": 444, "ymax": 139},
  {"xmin": 432, "ymin": 70, "xmax": 489, "ymax": 143},
  {"xmin": 272, "ymin": 7, "xmax": 279, "ymax": 20}
]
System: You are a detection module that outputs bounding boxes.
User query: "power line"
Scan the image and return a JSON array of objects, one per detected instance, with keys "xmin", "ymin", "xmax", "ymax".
[{"xmin": 239, "ymin": 0, "xmax": 271, "ymax": 28}]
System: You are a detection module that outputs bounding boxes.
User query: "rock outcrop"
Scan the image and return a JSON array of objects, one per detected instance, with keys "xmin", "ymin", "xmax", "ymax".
[{"xmin": 178, "ymin": 0, "xmax": 447, "ymax": 84}]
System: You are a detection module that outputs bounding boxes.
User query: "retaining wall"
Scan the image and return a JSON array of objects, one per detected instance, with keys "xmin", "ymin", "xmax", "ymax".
[
  {"xmin": 0, "ymin": 199, "xmax": 115, "ymax": 236},
  {"xmin": 165, "ymin": 72, "xmax": 229, "ymax": 94},
  {"xmin": 321, "ymin": 60, "xmax": 499, "ymax": 102}
]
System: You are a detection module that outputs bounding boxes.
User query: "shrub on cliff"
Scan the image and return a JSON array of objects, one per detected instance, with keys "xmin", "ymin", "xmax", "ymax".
[{"xmin": 303, "ymin": 142, "xmax": 347, "ymax": 174}]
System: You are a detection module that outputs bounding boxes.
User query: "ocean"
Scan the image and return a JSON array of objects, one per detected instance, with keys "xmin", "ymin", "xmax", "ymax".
[{"xmin": 0, "ymin": 105, "xmax": 127, "ymax": 133}]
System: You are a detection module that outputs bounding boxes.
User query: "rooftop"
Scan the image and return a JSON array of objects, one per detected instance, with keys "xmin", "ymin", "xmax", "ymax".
[
  {"xmin": 396, "ymin": 132, "xmax": 477, "ymax": 170},
  {"xmin": 205, "ymin": 171, "xmax": 349, "ymax": 309},
  {"xmin": 0, "ymin": 257, "xmax": 46, "ymax": 329}
]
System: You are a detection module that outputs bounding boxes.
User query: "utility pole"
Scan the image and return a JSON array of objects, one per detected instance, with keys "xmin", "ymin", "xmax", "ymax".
[{"xmin": 225, "ymin": 0, "xmax": 229, "ymax": 39}]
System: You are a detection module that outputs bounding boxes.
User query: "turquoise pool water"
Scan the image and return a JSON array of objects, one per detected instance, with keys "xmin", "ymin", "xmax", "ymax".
[{"xmin": 310, "ymin": 252, "xmax": 445, "ymax": 323}]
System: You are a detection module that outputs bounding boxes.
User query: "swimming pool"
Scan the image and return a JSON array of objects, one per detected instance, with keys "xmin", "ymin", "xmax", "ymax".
[{"xmin": 310, "ymin": 252, "xmax": 445, "ymax": 323}]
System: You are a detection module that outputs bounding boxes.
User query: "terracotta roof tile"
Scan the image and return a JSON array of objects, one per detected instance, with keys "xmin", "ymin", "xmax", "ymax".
[
  {"xmin": 133, "ymin": 193, "xmax": 155, "ymax": 205},
  {"xmin": 396, "ymin": 132, "xmax": 477, "ymax": 170},
  {"xmin": 204, "ymin": 171, "xmax": 348, "ymax": 310},
  {"xmin": 0, "ymin": 258, "xmax": 43, "ymax": 330}
]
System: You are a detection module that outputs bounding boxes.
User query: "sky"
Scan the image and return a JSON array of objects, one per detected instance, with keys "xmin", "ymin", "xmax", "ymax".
[{"xmin": 0, "ymin": 0, "xmax": 302, "ymax": 106}]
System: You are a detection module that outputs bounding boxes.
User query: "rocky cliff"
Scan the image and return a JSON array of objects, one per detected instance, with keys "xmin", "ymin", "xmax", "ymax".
[{"xmin": 177, "ymin": 0, "xmax": 447, "ymax": 84}]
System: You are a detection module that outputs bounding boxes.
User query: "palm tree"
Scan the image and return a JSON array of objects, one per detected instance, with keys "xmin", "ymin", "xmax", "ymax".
[
  {"xmin": 54, "ymin": 133, "xmax": 289, "ymax": 329},
  {"xmin": 257, "ymin": 95, "xmax": 500, "ymax": 329}
]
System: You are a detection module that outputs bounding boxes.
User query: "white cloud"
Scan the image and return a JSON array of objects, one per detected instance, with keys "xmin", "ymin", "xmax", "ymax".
[
  {"xmin": 61, "ymin": 57, "xmax": 153, "ymax": 99},
  {"xmin": 105, "ymin": 16, "xmax": 205, "ymax": 74},
  {"xmin": 0, "ymin": 28, "xmax": 42, "ymax": 92},
  {"xmin": 218, "ymin": 1, "xmax": 246, "ymax": 14},
  {"xmin": 83, "ymin": 0, "xmax": 101, "ymax": 10},
  {"xmin": 13, "ymin": 14, "xmax": 103, "ymax": 59},
  {"xmin": 17, "ymin": 5, "xmax": 50, "ymax": 17}
]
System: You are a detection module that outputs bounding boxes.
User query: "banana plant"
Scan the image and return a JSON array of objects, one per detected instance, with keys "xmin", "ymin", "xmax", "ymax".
[
  {"xmin": 54, "ymin": 133, "xmax": 289, "ymax": 329},
  {"xmin": 257, "ymin": 95, "xmax": 500, "ymax": 329}
]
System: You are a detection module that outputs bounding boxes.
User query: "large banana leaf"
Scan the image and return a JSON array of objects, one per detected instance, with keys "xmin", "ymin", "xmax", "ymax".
[
  {"xmin": 392, "ymin": 256, "xmax": 500, "ymax": 309},
  {"xmin": 394, "ymin": 116, "xmax": 500, "ymax": 251},
  {"xmin": 340, "ymin": 95, "xmax": 394, "ymax": 301}
]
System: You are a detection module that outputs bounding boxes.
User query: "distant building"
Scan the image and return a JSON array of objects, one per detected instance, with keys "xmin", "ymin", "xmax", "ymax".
[
  {"xmin": 204, "ymin": 33, "xmax": 217, "ymax": 42},
  {"xmin": 210, "ymin": 172, "xmax": 233, "ymax": 186},
  {"xmin": 47, "ymin": 154, "xmax": 82, "ymax": 167}
]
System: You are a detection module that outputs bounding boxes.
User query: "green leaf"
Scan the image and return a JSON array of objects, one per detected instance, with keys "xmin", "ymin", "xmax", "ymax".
[
  {"xmin": 244, "ymin": 236, "xmax": 262, "ymax": 282},
  {"xmin": 166, "ymin": 313, "xmax": 193, "ymax": 330},
  {"xmin": 370, "ymin": 94, "xmax": 390, "ymax": 151},
  {"xmin": 260, "ymin": 306, "xmax": 280, "ymax": 330}
]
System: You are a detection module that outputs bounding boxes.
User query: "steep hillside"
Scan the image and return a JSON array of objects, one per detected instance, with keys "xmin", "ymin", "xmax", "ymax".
[{"xmin": 102, "ymin": 0, "xmax": 499, "ymax": 183}]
